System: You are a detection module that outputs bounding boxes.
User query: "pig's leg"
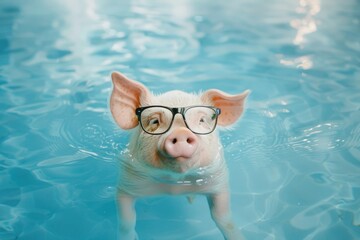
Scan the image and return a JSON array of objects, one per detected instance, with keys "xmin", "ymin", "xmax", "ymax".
[
  {"xmin": 207, "ymin": 192, "xmax": 245, "ymax": 240},
  {"xmin": 117, "ymin": 193, "xmax": 138, "ymax": 240}
]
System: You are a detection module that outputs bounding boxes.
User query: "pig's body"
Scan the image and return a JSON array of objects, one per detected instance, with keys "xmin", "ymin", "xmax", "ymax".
[
  {"xmin": 118, "ymin": 145, "xmax": 228, "ymax": 197},
  {"xmin": 110, "ymin": 72, "xmax": 249, "ymax": 240}
]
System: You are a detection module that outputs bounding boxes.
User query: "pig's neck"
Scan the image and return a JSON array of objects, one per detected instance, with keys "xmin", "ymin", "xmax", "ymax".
[
  {"xmin": 121, "ymin": 150, "xmax": 227, "ymax": 187},
  {"xmin": 151, "ymin": 158, "xmax": 227, "ymax": 186}
]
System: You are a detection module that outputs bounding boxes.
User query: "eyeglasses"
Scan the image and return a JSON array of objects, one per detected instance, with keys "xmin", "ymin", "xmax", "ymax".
[{"xmin": 135, "ymin": 105, "xmax": 221, "ymax": 135}]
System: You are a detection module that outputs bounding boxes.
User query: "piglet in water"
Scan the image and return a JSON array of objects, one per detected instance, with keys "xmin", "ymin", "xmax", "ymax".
[{"xmin": 110, "ymin": 72, "xmax": 250, "ymax": 240}]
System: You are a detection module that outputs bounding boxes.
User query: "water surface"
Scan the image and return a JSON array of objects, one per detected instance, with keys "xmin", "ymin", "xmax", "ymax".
[{"xmin": 1, "ymin": 0, "xmax": 360, "ymax": 239}]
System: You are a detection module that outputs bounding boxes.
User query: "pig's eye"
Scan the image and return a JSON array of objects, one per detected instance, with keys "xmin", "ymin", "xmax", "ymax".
[
  {"xmin": 146, "ymin": 117, "xmax": 161, "ymax": 132},
  {"xmin": 199, "ymin": 116, "xmax": 210, "ymax": 126},
  {"xmin": 197, "ymin": 115, "xmax": 213, "ymax": 129},
  {"xmin": 149, "ymin": 118, "xmax": 160, "ymax": 126}
]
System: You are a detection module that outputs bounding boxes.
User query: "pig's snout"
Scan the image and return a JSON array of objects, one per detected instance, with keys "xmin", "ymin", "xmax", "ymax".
[{"xmin": 164, "ymin": 128, "xmax": 198, "ymax": 159}]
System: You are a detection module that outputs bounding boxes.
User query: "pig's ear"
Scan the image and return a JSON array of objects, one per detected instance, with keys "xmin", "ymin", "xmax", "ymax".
[
  {"xmin": 201, "ymin": 89, "xmax": 250, "ymax": 126},
  {"xmin": 110, "ymin": 72, "xmax": 150, "ymax": 129}
]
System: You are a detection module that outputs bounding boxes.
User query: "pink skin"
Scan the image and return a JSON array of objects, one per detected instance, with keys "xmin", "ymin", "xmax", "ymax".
[{"xmin": 110, "ymin": 71, "xmax": 250, "ymax": 240}]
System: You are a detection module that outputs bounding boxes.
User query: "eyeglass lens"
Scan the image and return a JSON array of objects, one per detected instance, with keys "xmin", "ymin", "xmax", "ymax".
[{"xmin": 139, "ymin": 106, "xmax": 218, "ymax": 134}]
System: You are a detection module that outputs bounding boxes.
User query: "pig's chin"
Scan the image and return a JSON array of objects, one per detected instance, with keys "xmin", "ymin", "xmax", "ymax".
[{"xmin": 159, "ymin": 154, "xmax": 199, "ymax": 173}]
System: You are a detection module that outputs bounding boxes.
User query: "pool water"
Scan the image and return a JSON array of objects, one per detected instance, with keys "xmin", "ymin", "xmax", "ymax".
[{"xmin": 1, "ymin": 0, "xmax": 360, "ymax": 239}]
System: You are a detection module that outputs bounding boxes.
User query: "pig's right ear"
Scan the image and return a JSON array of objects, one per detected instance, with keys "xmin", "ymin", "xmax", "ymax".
[
  {"xmin": 110, "ymin": 72, "xmax": 150, "ymax": 129},
  {"xmin": 201, "ymin": 89, "xmax": 250, "ymax": 127}
]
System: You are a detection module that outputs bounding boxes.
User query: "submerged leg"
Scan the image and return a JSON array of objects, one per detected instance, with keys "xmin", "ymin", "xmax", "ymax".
[
  {"xmin": 117, "ymin": 193, "xmax": 138, "ymax": 240},
  {"xmin": 207, "ymin": 191, "xmax": 245, "ymax": 240}
]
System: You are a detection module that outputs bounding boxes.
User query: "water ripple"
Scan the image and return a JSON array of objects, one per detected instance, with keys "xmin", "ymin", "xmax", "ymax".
[
  {"xmin": 126, "ymin": 18, "xmax": 200, "ymax": 62},
  {"xmin": 7, "ymin": 101, "xmax": 62, "ymax": 116},
  {"xmin": 58, "ymin": 116, "xmax": 126, "ymax": 162},
  {"xmin": 288, "ymin": 121, "xmax": 360, "ymax": 153},
  {"xmin": 1, "ymin": 0, "xmax": 360, "ymax": 239}
]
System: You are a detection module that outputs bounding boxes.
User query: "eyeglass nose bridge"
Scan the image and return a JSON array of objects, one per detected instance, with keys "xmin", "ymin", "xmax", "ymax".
[
  {"xmin": 170, "ymin": 107, "xmax": 187, "ymax": 124},
  {"xmin": 171, "ymin": 107, "xmax": 184, "ymax": 115}
]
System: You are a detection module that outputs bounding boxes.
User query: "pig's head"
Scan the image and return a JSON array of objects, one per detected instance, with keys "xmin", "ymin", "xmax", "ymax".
[{"xmin": 110, "ymin": 72, "xmax": 249, "ymax": 174}]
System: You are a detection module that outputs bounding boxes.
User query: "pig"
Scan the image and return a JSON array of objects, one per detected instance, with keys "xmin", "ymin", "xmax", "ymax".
[{"xmin": 110, "ymin": 71, "xmax": 250, "ymax": 240}]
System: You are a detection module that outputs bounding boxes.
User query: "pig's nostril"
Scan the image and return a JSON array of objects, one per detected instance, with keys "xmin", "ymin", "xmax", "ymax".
[{"xmin": 170, "ymin": 137, "xmax": 195, "ymax": 145}]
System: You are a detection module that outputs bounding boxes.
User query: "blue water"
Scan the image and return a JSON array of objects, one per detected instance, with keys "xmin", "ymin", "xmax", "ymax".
[{"xmin": 1, "ymin": 0, "xmax": 360, "ymax": 239}]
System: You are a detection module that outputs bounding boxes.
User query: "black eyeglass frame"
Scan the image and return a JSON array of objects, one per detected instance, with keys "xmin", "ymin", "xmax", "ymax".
[{"xmin": 135, "ymin": 105, "xmax": 221, "ymax": 135}]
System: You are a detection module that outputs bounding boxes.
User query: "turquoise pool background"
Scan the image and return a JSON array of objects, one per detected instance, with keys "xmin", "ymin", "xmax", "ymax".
[{"xmin": 1, "ymin": 0, "xmax": 360, "ymax": 239}]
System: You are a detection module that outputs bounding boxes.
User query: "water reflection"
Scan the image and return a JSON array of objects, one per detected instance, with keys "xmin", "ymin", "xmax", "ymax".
[
  {"xmin": 279, "ymin": 0, "xmax": 320, "ymax": 70},
  {"xmin": 291, "ymin": 0, "xmax": 320, "ymax": 46},
  {"xmin": 280, "ymin": 55, "xmax": 313, "ymax": 70}
]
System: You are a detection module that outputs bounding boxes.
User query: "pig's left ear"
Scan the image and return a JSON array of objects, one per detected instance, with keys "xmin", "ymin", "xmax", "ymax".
[
  {"xmin": 110, "ymin": 72, "xmax": 150, "ymax": 129},
  {"xmin": 201, "ymin": 89, "xmax": 250, "ymax": 126}
]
